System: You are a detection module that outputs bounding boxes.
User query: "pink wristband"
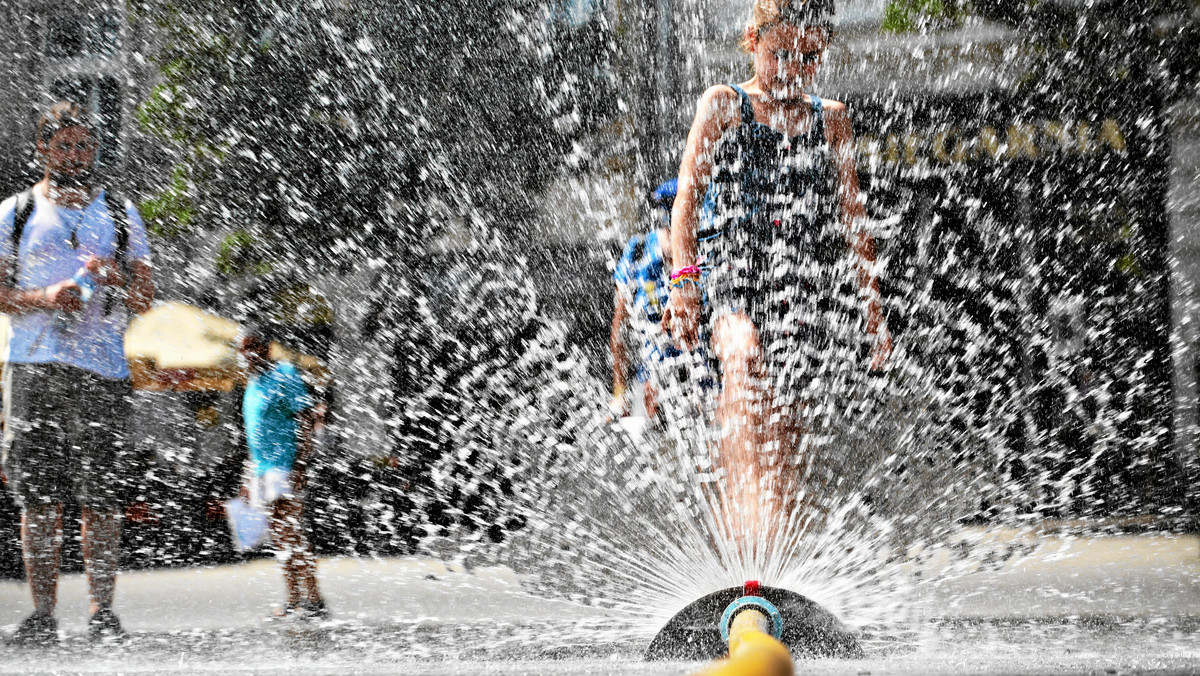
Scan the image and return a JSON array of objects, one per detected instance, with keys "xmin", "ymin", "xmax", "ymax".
[{"xmin": 670, "ymin": 265, "xmax": 701, "ymax": 281}]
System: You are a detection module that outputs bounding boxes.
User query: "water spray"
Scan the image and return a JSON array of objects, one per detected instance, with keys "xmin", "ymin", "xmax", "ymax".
[{"xmin": 645, "ymin": 580, "xmax": 862, "ymax": 663}]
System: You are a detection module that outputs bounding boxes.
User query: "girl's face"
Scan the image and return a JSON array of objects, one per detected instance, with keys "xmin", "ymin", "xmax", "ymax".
[{"xmin": 748, "ymin": 23, "xmax": 827, "ymax": 100}]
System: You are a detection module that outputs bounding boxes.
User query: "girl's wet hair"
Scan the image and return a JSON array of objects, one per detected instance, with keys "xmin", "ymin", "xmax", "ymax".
[
  {"xmin": 743, "ymin": 0, "xmax": 834, "ymax": 50},
  {"xmin": 36, "ymin": 100, "xmax": 94, "ymax": 146}
]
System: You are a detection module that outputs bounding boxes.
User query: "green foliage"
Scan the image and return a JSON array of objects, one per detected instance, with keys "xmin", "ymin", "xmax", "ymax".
[
  {"xmin": 882, "ymin": 0, "xmax": 968, "ymax": 33},
  {"xmin": 972, "ymin": 0, "xmax": 1200, "ymax": 102},
  {"xmin": 138, "ymin": 165, "xmax": 194, "ymax": 239},
  {"xmin": 216, "ymin": 230, "xmax": 272, "ymax": 277},
  {"xmin": 129, "ymin": 0, "xmax": 618, "ymax": 282},
  {"xmin": 272, "ymin": 283, "xmax": 335, "ymax": 327},
  {"xmin": 1115, "ymin": 253, "xmax": 1144, "ymax": 277}
]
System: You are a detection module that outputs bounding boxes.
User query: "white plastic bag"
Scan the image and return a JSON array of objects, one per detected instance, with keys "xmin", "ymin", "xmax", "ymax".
[{"xmin": 224, "ymin": 497, "xmax": 270, "ymax": 552}]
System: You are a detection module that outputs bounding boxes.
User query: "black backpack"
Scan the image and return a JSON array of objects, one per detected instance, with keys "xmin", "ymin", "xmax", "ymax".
[{"xmin": 7, "ymin": 189, "xmax": 130, "ymax": 313}]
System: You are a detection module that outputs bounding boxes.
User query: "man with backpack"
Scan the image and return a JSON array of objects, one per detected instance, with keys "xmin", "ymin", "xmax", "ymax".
[{"xmin": 0, "ymin": 101, "xmax": 154, "ymax": 644}]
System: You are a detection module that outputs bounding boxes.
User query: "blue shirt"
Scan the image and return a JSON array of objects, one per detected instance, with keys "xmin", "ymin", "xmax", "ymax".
[
  {"xmin": 613, "ymin": 230, "xmax": 670, "ymax": 325},
  {"xmin": 243, "ymin": 362, "xmax": 313, "ymax": 475},
  {"xmin": 613, "ymin": 230, "xmax": 684, "ymax": 370},
  {"xmin": 0, "ymin": 189, "xmax": 153, "ymax": 379}
]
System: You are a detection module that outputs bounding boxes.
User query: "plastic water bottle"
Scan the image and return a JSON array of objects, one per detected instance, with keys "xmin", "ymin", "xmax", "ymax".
[
  {"xmin": 72, "ymin": 267, "xmax": 96, "ymax": 303},
  {"xmin": 53, "ymin": 267, "xmax": 95, "ymax": 335}
]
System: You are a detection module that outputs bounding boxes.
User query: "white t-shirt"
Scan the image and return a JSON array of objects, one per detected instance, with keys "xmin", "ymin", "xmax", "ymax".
[{"xmin": 0, "ymin": 188, "xmax": 152, "ymax": 379}]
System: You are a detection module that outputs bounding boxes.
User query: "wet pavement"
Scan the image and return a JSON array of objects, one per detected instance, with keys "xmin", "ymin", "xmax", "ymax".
[
  {"xmin": 1, "ymin": 530, "xmax": 1198, "ymax": 674},
  {"xmin": 911, "ymin": 528, "xmax": 1200, "ymax": 620}
]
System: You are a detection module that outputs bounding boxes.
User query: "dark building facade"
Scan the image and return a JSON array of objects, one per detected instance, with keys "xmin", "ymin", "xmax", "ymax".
[{"xmin": 0, "ymin": 1, "xmax": 166, "ymax": 197}]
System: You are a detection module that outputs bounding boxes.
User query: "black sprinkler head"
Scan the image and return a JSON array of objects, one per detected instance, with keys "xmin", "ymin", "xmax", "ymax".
[{"xmin": 644, "ymin": 582, "xmax": 863, "ymax": 661}]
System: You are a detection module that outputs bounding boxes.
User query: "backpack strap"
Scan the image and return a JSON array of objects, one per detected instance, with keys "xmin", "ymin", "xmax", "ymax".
[
  {"xmin": 104, "ymin": 190, "xmax": 129, "ymax": 274},
  {"xmin": 725, "ymin": 84, "xmax": 756, "ymax": 126},
  {"xmin": 5, "ymin": 189, "xmax": 130, "ymax": 300},
  {"xmin": 7, "ymin": 190, "xmax": 34, "ymax": 287},
  {"xmin": 102, "ymin": 190, "xmax": 130, "ymax": 315}
]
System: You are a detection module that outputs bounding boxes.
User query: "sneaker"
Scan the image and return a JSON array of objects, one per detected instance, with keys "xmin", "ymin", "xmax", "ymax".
[
  {"xmin": 267, "ymin": 603, "xmax": 297, "ymax": 621},
  {"xmin": 87, "ymin": 607, "xmax": 126, "ymax": 642},
  {"xmin": 298, "ymin": 598, "xmax": 329, "ymax": 621},
  {"xmin": 7, "ymin": 612, "xmax": 58, "ymax": 647}
]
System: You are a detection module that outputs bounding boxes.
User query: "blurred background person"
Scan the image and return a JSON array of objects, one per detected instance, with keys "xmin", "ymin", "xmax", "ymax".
[
  {"xmin": 609, "ymin": 179, "xmax": 681, "ymax": 422},
  {"xmin": 238, "ymin": 326, "xmax": 327, "ymax": 620},
  {"xmin": 1, "ymin": 100, "xmax": 154, "ymax": 644}
]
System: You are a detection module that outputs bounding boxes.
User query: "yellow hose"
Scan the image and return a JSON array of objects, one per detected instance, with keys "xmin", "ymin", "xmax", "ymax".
[{"xmin": 692, "ymin": 608, "xmax": 794, "ymax": 676}]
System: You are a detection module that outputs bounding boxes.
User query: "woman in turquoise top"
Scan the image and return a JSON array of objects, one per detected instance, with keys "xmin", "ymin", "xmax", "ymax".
[{"xmin": 662, "ymin": 0, "xmax": 891, "ymax": 558}]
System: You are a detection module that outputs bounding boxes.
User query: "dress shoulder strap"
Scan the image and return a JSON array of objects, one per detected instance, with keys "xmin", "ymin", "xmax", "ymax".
[
  {"xmin": 725, "ymin": 84, "xmax": 756, "ymax": 125},
  {"xmin": 809, "ymin": 95, "xmax": 826, "ymax": 142}
]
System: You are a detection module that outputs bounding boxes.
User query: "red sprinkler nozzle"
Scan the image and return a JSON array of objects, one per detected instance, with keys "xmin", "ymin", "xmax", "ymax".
[{"xmin": 743, "ymin": 580, "xmax": 760, "ymax": 597}]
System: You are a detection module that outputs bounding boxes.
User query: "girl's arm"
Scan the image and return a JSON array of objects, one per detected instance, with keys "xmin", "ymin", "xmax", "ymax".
[
  {"xmin": 292, "ymin": 403, "xmax": 323, "ymax": 492},
  {"xmin": 670, "ymin": 85, "xmax": 739, "ymax": 271},
  {"xmin": 664, "ymin": 85, "xmax": 739, "ymax": 349},
  {"xmin": 826, "ymin": 102, "xmax": 891, "ymax": 365}
]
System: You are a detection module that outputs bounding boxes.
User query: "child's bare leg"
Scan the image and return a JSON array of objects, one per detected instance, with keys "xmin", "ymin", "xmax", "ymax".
[
  {"xmin": 644, "ymin": 380, "xmax": 659, "ymax": 420},
  {"xmin": 270, "ymin": 500, "xmax": 305, "ymax": 606},
  {"xmin": 271, "ymin": 499, "xmax": 321, "ymax": 604},
  {"xmin": 80, "ymin": 506, "xmax": 122, "ymax": 615},
  {"xmin": 292, "ymin": 507, "xmax": 321, "ymax": 603},
  {"xmin": 21, "ymin": 503, "xmax": 63, "ymax": 616}
]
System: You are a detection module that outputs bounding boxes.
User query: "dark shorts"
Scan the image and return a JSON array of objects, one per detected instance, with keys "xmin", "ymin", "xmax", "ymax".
[{"xmin": 3, "ymin": 363, "xmax": 136, "ymax": 509}]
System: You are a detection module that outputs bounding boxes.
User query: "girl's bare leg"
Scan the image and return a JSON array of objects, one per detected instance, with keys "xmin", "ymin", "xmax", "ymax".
[
  {"xmin": 644, "ymin": 380, "xmax": 659, "ymax": 420},
  {"xmin": 21, "ymin": 503, "xmax": 63, "ymax": 616},
  {"xmin": 712, "ymin": 314, "xmax": 802, "ymax": 558}
]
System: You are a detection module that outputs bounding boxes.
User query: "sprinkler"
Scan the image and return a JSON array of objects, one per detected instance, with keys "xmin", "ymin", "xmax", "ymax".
[
  {"xmin": 718, "ymin": 583, "xmax": 784, "ymax": 644},
  {"xmin": 645, "ymin": 580, "xmax": 862, "ymax": 661},
  {"xmin": 695, "ymin": 587, "xmax": 794, "ymax": 676}
]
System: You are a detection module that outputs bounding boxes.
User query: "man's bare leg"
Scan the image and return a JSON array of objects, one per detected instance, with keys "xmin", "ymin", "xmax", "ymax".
[
  {"xmin": 21, "ymin": 503, "xmax": 63, "ymax": 617},
  {"xmin": 80, "ymin": 507, "xmax": 122, "ymax": 615}
]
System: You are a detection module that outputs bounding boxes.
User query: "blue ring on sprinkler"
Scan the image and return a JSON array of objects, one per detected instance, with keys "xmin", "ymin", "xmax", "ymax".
[{"xmin": 719, "ymin": 596, "xmax": 784, "ymax": 641}]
